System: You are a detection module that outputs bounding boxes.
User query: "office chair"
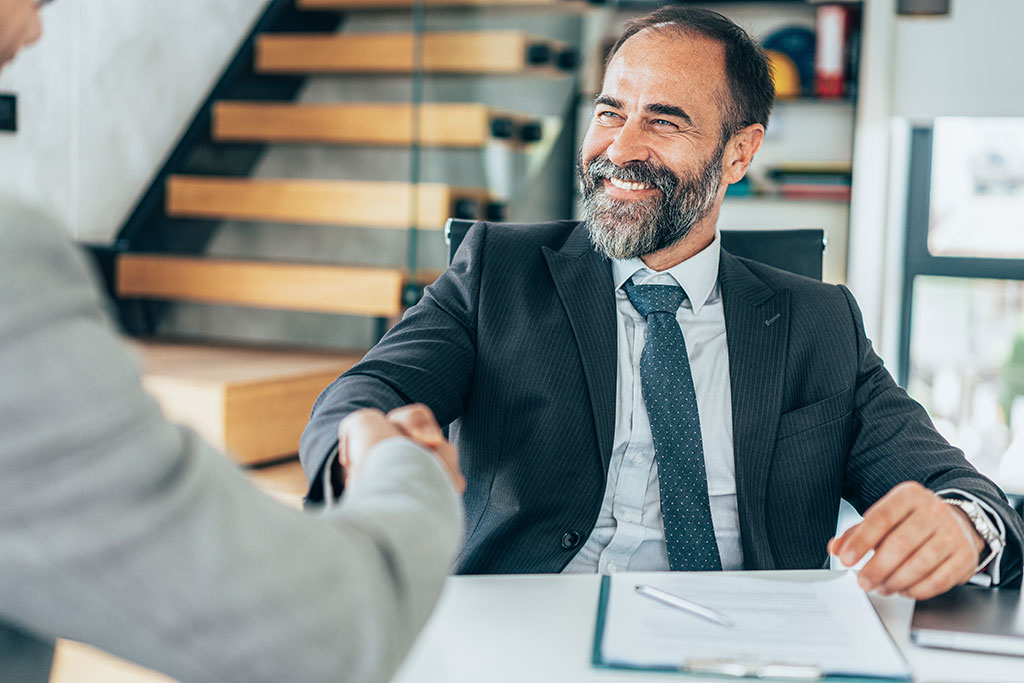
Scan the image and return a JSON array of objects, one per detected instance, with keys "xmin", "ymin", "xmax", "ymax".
[{"xmin": 444, "ymin": 218, "xmax": 826, "ymax": 281}]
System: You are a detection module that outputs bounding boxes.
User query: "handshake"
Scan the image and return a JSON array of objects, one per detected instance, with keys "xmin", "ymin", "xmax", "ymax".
[{"xmin": 338, "ymin": 405, "xmax": 466, "ymax": 494}]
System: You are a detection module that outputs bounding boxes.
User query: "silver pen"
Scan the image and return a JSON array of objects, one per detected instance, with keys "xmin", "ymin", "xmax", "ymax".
[{"xmin": 634, "ymin": 584, "xmax": 735, "ymax": 628}]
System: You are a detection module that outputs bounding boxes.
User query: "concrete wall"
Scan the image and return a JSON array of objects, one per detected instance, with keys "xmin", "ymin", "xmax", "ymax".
[{"xmin": 0, "ymin": 0, "xmax": 268, "ymax": 243}]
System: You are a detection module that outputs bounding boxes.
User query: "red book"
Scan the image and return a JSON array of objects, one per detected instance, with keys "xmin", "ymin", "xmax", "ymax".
[{"xmin": 815, "ymin": 4, "xmax": 851, "ymax": 98}]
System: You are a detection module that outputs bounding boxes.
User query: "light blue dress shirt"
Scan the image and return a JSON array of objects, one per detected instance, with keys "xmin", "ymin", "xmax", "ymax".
[{"xmin": 564, "ymin": 232, "xmax": 743, "ymax": 573}]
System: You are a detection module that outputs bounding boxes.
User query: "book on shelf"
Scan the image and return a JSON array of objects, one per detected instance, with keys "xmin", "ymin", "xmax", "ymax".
[
  {"xmin": 765, "ymin": 163, "xmax": 852, "ymax": 202},
  {"xmin": 814, "ymin": 4, "xmax": 862, "ymax": 99}
]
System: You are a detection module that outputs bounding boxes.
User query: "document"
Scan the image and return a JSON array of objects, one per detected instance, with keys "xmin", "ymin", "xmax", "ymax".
[{"xmin": 594, "ymin": 571, "xmax": 909, "ymax": 680}]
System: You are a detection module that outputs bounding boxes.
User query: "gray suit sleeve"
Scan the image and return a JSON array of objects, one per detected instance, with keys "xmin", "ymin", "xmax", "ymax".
[{"xmin": 0, "ymin": 206, "xmax": 463, "ymax": 683}]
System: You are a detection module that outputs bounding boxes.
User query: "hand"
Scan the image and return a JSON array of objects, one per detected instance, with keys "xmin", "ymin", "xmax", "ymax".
[
  {"xmin": 336, "ymin": 405, "xmax": 465, "ymax": 493},
  {"xmin": 828, "ymin": 481, "xmax": 986, "ymax": 600},
  {"xmin": 386, "ymin": 404, "xmax": 465, "ymax": 494},
  {"xmin": 0, "ymin": 0, "xmax": 43, "ymax": 69}
]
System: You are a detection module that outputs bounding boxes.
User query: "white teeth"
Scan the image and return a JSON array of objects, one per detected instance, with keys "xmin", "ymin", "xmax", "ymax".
[{"xmin": 608, "ymin": 177, "xmax": 649, "ymax": 191}]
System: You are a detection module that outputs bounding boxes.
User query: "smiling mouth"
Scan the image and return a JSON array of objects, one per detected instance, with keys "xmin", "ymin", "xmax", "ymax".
[{"xmin": 606, "ymin": 177, "xmax": 653, "ymax": 192}]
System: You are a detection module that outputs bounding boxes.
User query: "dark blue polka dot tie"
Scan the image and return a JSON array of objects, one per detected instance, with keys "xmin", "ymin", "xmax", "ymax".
[{"xmin": 624, "ymin": 278, "xmax": 722, "ymax": 572}]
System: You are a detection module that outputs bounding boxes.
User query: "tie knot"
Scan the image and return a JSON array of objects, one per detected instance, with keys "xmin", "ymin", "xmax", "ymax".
[{"xmin": 623, "ymin": 279, "xmax": 687, "ymax": 318}]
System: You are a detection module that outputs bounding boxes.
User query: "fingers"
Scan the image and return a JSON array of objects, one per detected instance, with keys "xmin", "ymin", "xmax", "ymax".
[
  {"xmin": 902, "ymin": 552, "xmax": 976, "ymax": 601},
  {"xmin": 831, "ymin": 482, "xmax": 980, "ymax": 600},
  {"xmin": 336, "ymin": 405, "xmax": 465, "ymax": 493},
  {"xmin": 429, "ymin": 439, "xmax": 466, "ymax": 494},
  {"xmin": 337, "ymin": 409, "xmax": 396, "ymax": 487},
  {"xmin": 386, "ymin": 404, "xmax": 446, "ymax": 448},
  {"xmin": 877, "ymin": 535, "xmax": 971, "ymax": 597},
  {"xmin": 387, "ymin": 404, "xmax": 465, "ymax": 494},
  {"xmin": 832, "ymin": 482, "xmax": 922, "ymax": 567}
]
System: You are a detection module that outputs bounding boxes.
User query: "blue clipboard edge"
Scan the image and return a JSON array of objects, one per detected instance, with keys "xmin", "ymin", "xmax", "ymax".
[{"xmin": 591, "ymin": 574, "xmax": 911, "ymax": 682}]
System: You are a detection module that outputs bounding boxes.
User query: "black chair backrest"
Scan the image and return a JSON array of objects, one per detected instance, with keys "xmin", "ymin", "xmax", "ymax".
[{"xmin": 444, "ymin": 218, "xmax": 825, "ymax": 281}]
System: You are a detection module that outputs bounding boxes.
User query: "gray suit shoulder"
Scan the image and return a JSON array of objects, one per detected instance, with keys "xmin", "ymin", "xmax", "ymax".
[{"xmin": 0, "ymin": 199, "xmax": 106, "ymax": 311}]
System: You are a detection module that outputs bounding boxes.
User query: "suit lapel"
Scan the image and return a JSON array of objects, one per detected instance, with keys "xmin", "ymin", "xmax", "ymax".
[
  {"xmin": 720, "ymin": 251, "xmax": 790, "ymax": 570},
  {"xmin": 542, "ymin": 224, "xmax": 617, "ymax": 475}
]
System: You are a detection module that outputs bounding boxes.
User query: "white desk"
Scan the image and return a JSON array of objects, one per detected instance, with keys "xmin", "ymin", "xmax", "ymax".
[{"xmin": 393, "ymin": 571, "xmax": 1024, "ymax": 683}]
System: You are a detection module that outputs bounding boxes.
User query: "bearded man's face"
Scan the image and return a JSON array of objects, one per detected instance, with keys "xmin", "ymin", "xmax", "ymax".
[
  {"xmin": 578, "ymin": 28, "xmax": 735, "ymax": 260},
  {"xmin": 578, "ymin": 144, "xmax": 724, "ymax": 260}
]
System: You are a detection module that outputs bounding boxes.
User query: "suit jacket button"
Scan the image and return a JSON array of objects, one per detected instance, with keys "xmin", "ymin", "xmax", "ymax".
[{"xmin": 561, "ymin": 531, "xmax": 581, "ymax": 549}]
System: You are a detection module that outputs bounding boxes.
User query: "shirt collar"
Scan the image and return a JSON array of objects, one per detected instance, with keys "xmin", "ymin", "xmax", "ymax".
[{"xmin": 611, "ymin": 230, "xmax": 721, "ymax": 316}]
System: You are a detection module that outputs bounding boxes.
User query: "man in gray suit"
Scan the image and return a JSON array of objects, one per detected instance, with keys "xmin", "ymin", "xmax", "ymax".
[
  {"xmin": 0, "ymin": 2, "xmax": 464, "ymax": 681},
  {"xmin": 302, "ymin": 7, "xmax": 1022, "ymax": 600}
]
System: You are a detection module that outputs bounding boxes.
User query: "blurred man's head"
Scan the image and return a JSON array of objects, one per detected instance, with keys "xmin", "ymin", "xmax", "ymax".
[
  {"xmin": 0, "ymin": 0, "xmax": 43, "ymax": 71},
  {"xmin": 578, "ymin": 7, "xmax": 773, "ymax": 263}
]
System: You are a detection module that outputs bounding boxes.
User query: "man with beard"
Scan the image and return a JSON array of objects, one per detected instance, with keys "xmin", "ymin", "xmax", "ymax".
[{"xmin": 301, "ymin": 7, "xmax": 1022, "ymax": 599}]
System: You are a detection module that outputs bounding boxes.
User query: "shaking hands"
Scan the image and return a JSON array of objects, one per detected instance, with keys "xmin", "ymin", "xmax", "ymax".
[{"xmin": 337, "ymin": 404, "xmax": 465, "ymax": 494}]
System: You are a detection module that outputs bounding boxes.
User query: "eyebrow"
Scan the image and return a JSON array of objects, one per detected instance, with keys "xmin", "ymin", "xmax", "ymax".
[
  {"xmin": 645, "ymin": 102, "xmax": 693, "ymax": 126},
  {"xmin": 593, "ymin": 95, "xmax": 694, "ymax": 126},
  {"xmin": 594, "ymin": 94, "xmax": 625, "ymax": 109}
]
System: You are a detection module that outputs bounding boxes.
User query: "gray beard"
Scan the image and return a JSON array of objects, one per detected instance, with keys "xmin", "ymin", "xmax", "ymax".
[{"xmin": 578, "ymin": 145, "xmax": 724, "ymax": 261}]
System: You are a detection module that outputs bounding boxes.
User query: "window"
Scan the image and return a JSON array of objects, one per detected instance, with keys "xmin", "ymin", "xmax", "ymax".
[
  {"xmin": 928, "ymin": 118, "xmax": 1024, "ymax": 258},
  {"xmin": 900, "ymin": 121, "xmax": 1024, "ymax": 495}
]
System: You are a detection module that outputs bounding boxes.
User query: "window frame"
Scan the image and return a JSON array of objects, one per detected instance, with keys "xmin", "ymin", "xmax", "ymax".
[{"xmin": 898, "ymin": 126, "xmax": 1024, "ymax": 387}]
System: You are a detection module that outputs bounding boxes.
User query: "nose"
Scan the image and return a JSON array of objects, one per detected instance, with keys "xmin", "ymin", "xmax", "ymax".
[{"xmin": 604, "ymin": 118, "xmax": 651, "ymax": 167}]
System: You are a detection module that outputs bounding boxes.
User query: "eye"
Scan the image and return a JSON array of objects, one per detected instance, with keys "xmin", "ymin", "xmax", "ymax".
[
  {"xmin": 595, "ymin": 110, "xmax": 623, "ymax": 125},
  {"xmin": 650, "ymin": 118, "xmax": 680, "ymax": 131}
]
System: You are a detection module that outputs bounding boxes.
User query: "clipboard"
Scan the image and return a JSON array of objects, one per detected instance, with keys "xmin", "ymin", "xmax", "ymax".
[{"xmin": 591, "ymin": 574, "xmax": 911, "ymax": 681}]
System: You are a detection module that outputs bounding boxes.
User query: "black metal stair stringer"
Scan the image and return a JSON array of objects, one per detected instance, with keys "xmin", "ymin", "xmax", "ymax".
[{"xmin": 89, "ymin": 0, "xmax": 345, "ymax": 334}]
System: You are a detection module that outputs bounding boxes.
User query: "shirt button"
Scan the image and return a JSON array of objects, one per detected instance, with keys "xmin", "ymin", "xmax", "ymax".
[
  {"xmin": 607, "ymin": 562, "xmax": 617, "ymax": 573},
  {"xmin": 561, "ymin": 531, "xmax": 581, "ymax": 549},
  {"xmin": 631, "ymin": 453, "xmax": 643, "ymax": 464}
]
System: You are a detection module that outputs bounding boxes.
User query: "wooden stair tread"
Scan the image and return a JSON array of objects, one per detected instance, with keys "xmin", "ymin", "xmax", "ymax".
[
  {"xmin": 165, "ymin": 175, "xmax": 497, "ymax": 229},
  {"xmin": 117, "ymin": 254, "xmax": 407, "ymax": 317},
  {"xmin": 132, "ymin": 341, "xmax": 361, "ymax": 465},
  {"xmin": 133, "ymin": 341, "xmax": 365, "ymax": 385},
  {"xmin": 256, "ymin": 31, "xmax": 572, "ymax": 74},
  {"xmin": 212, "ymin": 101, "xmax": 539, "ymax": 147}
]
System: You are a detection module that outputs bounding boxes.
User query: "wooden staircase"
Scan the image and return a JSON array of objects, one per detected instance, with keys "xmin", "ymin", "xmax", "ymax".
[{"xmin": 101, "ymin": 0, "xmax": 582, "ymax": 470}]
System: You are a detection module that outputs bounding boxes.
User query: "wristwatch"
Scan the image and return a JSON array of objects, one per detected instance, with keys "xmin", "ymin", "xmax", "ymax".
[{"xmin": 944, "ymin": 498, "xmax": 1005, "ymax": 571}]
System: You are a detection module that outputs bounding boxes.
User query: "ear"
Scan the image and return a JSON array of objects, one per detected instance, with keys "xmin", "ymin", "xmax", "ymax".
[{"xmin": 721, "ymin": 124, "xmax": 765, "ymax": 185}]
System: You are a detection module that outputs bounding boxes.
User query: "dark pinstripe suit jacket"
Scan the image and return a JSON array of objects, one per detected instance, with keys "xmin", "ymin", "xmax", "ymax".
[{"xmin": 301, "ymin": 220, "xmax": 1024, "ymax": 579}]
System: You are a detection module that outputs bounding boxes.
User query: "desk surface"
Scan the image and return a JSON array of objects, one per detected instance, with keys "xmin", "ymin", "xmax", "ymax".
[{"xmin": 393, "ymin": 571, "xmax": 1024, "ymax": 683}]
